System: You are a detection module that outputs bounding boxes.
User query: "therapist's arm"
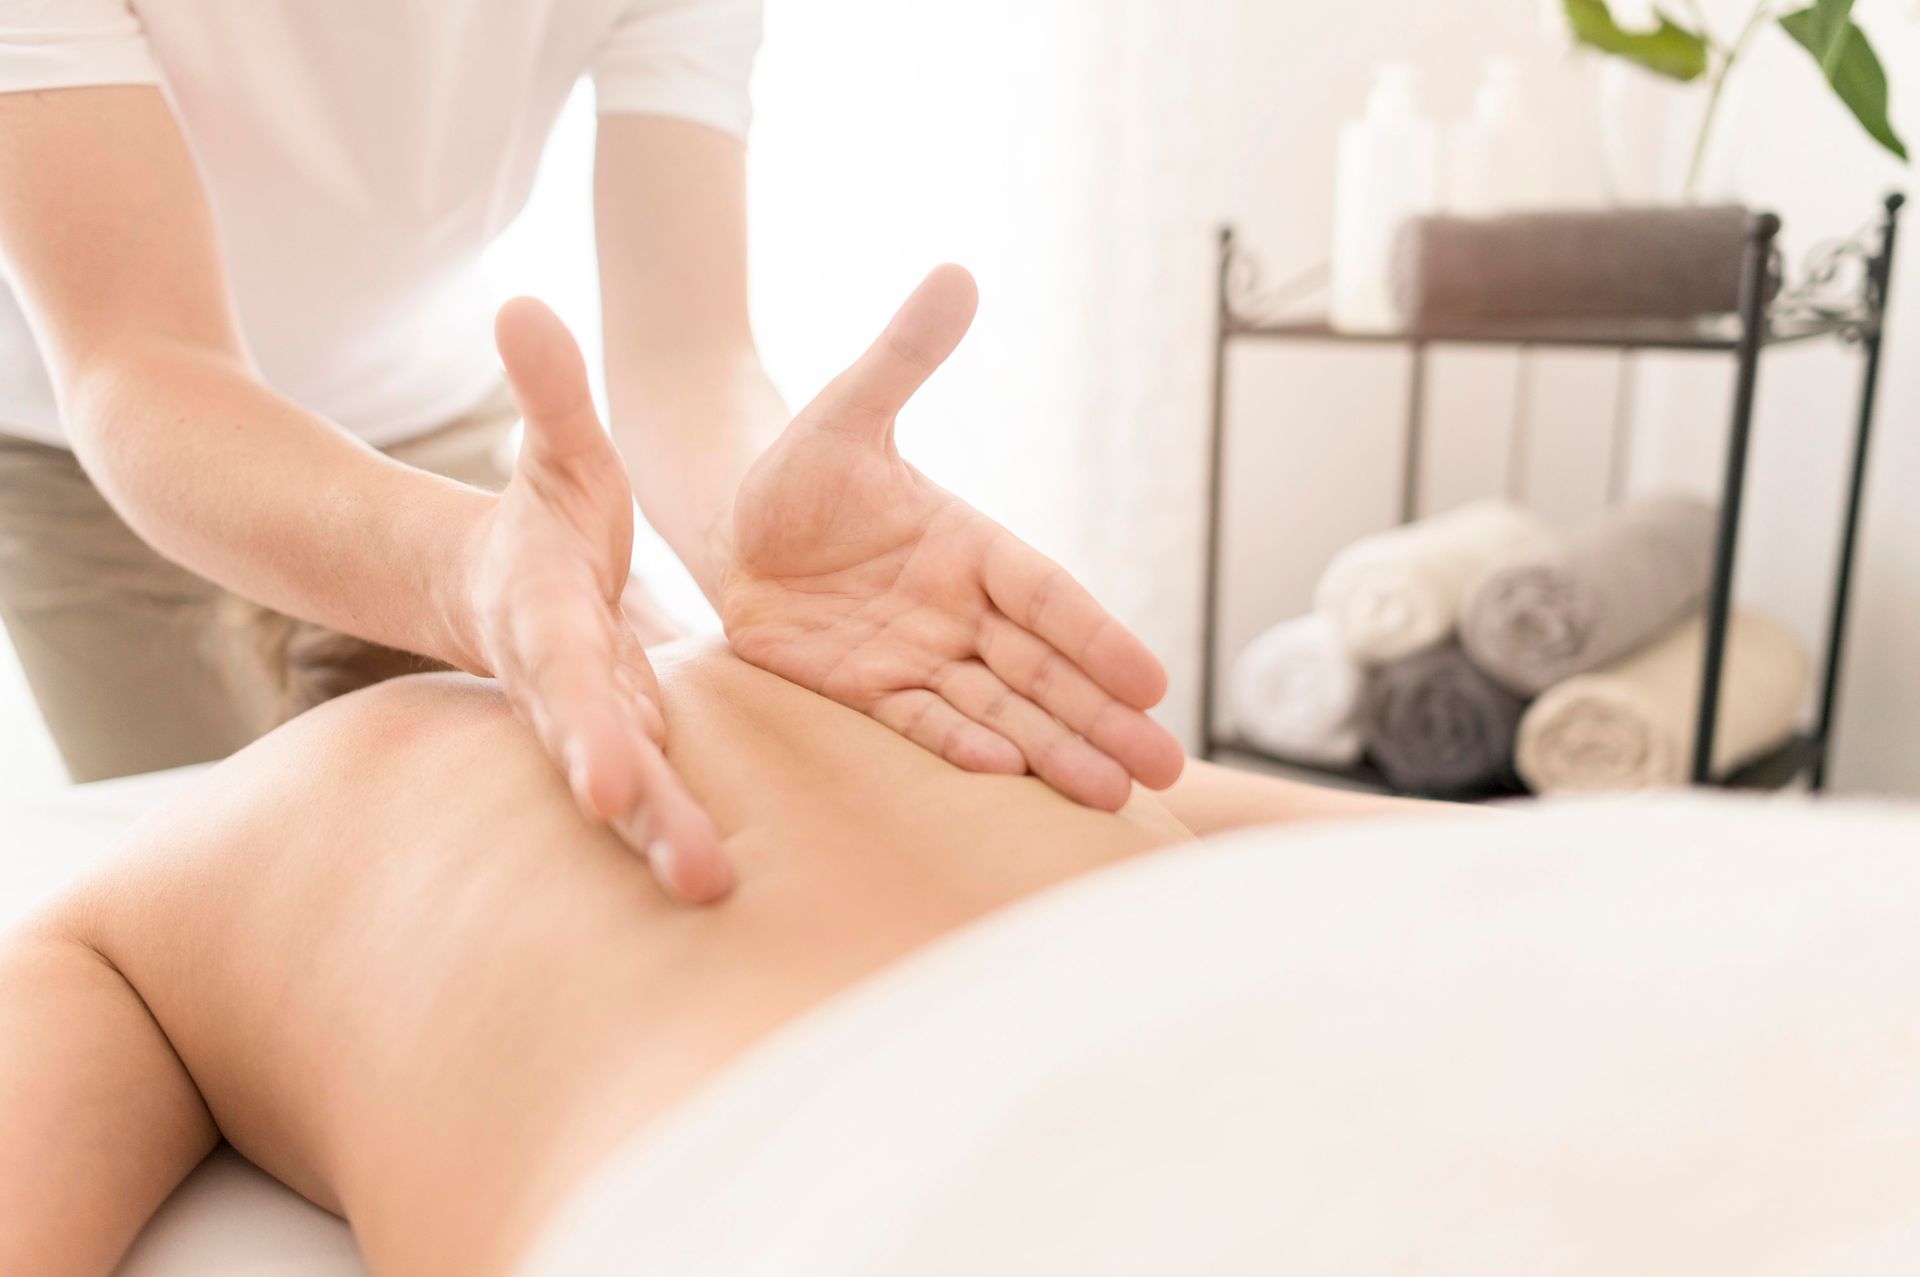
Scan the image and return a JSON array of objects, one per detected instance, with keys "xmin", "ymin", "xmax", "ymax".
[
  {"xmin": 597, "ymin": 118, "xmax": 1187, "ymax": 810},
  {"xmin": 595, "ymin": 114, "xmax": 788, "ymax": 593},
  {"xmin": 0, "ymin": 86, "xmax": 727, "ymax": 901}
]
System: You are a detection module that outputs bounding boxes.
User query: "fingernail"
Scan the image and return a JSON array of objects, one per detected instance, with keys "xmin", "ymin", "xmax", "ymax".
[
  {"xmin": 652, "ymin": 838, "xmax": 732, "ymax": 903},
  {"xmin": 647, "ymin": 839, "xmax": 676, "ymax": 879},
  {"xmin": 616, "ymin": 808, "xmax": 654, "ymax": 850}
]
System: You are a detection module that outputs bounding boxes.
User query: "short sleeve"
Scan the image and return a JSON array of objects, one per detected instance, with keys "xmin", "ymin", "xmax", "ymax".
[
  {"xmin": 0, "ymin": 0, "xmax": 162, "ymax": 95},
  {"xmin": 589, "ymin": 0, "xmax": 761, "ymax": 138}
]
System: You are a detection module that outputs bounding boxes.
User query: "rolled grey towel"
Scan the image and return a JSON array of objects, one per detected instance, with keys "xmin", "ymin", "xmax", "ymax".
[
  {"xmin": 1391, "ymin": 206, "xmax": 1764, "ymax": 326},
  {"xmin": 1361, "ymin": 643, "xmax": 1526, "ymax": 797},
  {"xmin": 1460, "ymin": 495, "xmax": 1719, "ymax": 696}
]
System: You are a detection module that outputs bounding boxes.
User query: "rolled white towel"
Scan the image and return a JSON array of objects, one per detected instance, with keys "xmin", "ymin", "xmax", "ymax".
[
  {"xmin": 1315, "ymin": 501, "xmax": 1554, "ymax": 665},
  {"xmin": 1516, "ymin": 611, "xmax": 1809, "ymax": 793},
  {"xmin": 1229, "ymin": 615, "xmax": 1366, "ymax": 765}
]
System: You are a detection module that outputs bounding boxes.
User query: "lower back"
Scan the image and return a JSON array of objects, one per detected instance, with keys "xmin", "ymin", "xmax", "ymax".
[{"xmin": 88, "ymin": 641, "xmax": 1192, "ymax": 1275}]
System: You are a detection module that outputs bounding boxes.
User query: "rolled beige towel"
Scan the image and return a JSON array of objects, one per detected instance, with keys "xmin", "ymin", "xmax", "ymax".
[
  {"xmin": 1515, "ymin": 612, "xmax": 1809, "ymax": 794},
  {"xmin": 1229, "ymin": 615, "xmax": 1367, "ymax": 766},
  {"xmin": 1460, "ymin": 495, "xmax": 1719, "ymax": 696},
  {"xmin": 1315, "ymin": 501, "xmax": 1555, "ymax": 665}
]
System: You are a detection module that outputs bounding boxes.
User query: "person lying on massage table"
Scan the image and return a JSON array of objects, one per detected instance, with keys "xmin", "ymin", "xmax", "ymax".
[{"xmin": 0, "ymin": 304, "xmax": 1421, "ymax": 1277}]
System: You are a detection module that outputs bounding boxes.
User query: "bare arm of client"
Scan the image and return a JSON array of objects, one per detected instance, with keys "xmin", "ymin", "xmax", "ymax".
[
  {"xmin": 1159, "ymin": 757, "xmax": 1456, "ymax": 835},
  {"xmin": 0, "ymin": 651, "xmax": 1433, "ymax": 1277}
]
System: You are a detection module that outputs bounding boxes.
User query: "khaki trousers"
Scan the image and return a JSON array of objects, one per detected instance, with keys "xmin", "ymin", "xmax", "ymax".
[{"xmin": 0, "ymin": 386, "xmax": 518, "ymax": 781}]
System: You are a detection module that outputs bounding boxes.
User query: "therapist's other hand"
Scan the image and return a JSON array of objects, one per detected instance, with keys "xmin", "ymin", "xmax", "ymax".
[
  {"xmin": 719, "ymin": 266, "xmax": 1184, "ymax": 811},
  {"xmin": 464, "ymin": 298, "xmax": 729, "ymax": 903}
]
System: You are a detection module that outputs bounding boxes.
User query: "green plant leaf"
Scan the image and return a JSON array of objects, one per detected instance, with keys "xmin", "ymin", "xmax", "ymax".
[
  {"xmin": 1793, "ymin": 0, "xmax": 1858, "ymax": 74},
  {"xmin": 1780, "ymin": 6, "xmax": 1908, "ymax": 161},
  {"xmin": 1562, "ymin": 0, "xmax": 1709, "ymax": 82}
]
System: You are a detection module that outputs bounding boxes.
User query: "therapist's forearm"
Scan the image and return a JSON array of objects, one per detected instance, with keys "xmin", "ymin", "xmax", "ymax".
[
  {"xmin": 65, "ymin": 340, "xmax": 492, "ymax": 671},
  {"xmin": 609, "ymin": 346, "xmax": 788, "ymax": 602}
]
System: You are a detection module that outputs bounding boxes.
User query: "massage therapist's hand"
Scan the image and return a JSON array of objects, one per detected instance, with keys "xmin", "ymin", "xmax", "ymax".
[
  {"xmin": 717, "ymin": 267, "xmax": 1185, "ymax": 810},
  {"xmin": 462, "ymin": 299, "xmax": 729, "ymax": 902}
]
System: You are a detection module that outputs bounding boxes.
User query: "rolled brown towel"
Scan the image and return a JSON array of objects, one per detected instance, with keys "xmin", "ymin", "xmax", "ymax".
[
  {"xmin": 1362, "ymin": 643, "xmax": 1527, "ymax": 797},
  {"xmin": 1391, "ymin": 206, "xmax": 1766, "ymax": 326}
]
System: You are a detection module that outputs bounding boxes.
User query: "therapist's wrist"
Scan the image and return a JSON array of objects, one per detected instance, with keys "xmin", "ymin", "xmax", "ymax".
[
  {"xmin": 696, "ymin": 496, "xmax": 740, "ymax": 610},
  {"xmin": 625, "ymin": 462, "xmax": 736, "ymax": 609},
  {"xmin": 422, "ymin": 483, "xmax": 499, "ymax": 676}
]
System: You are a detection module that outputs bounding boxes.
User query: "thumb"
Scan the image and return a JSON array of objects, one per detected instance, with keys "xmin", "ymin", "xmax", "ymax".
[
  {"xmin": 816, "ymin": 263, "xmax": 978, "ymax": 434},
  {"xmin": 495, "ymin": 296, "xmax": 615, "ymax": 473}
]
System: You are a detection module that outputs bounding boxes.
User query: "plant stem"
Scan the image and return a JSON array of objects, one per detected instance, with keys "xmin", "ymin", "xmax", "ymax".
[
  {"xmin": 1679, "ymin": 0, "xmax": 1722, "ymax": 51},
  {"xmin": 1685, "ymin": 0, "xmax": 1775, "ymax": 200}
]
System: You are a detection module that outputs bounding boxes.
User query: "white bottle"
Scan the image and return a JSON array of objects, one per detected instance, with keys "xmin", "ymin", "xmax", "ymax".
[
  {"xmin": 1446, "ymin": 59, "xmax": 1549, "ymax": 216},
  {"xmin": 1331, "ymin": 64, "xmax": 1440, "ymax": 333}
]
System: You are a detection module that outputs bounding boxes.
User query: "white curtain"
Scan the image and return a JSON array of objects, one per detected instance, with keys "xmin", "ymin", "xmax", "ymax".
[{"xmin": 746, "ymin": 0, "xmax": 1236, "ymax": 734}]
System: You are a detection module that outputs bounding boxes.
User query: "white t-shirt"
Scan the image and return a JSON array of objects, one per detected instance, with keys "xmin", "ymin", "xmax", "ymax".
[{"xmin": 0, "ymin": 0, "xmax": 760, "ymax": 448}]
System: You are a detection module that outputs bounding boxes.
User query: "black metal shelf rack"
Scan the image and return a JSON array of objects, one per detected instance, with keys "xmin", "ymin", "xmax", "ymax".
[{"xmin": 1198, "ymin": 195, "xmax": 1904, "ymax": 798}]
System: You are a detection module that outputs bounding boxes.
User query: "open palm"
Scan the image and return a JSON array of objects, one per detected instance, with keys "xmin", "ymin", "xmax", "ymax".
[
  {"xmin": 469, "ymin": 298, "xmax": 726, "ymax": 902},
  {"xmin": 720, "ymin": 267, "xmax": 1184, "ymax": 810}
]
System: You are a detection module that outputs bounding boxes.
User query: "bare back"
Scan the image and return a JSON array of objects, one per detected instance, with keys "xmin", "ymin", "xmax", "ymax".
[{"xmin": 72, "ymin": 641, "xmax": 1194, "ymax": 1275}]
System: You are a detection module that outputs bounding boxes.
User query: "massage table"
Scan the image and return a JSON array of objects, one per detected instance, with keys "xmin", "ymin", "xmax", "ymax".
[{"xmin": 8, "ymin": 771, "xmax": 1920, "ymax": 1274}]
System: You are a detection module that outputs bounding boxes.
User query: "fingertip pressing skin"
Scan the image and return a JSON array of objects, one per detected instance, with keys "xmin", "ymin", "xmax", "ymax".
[
  {"xmin": 568, "ymin": 718, "xmax": 731, "ymax": 906},
  {"xmin": 1103, "ymin": 636, "xmax": 1170, "ymax": 712},
  {"xmin": 637, "ymin": 793, "xmax": 733, "ymax": 904},
  {"xmin": 1074, "ymin": 751, "xmax": 1134, "ymax": 814},
  {"xmin": 1131, "ymin": 728, "xmax": 1187, "ymax": 792},
  {"xmin": 1086, "ymin": 707, "xmax": 1184, "ymax": 793},
  {"xmin": 652, "ymin": 837, "xmax": 735, "ymax": 905},
  {"xmin": 627, "ymin": 741, "xmax": 735, "ymax": 905}
]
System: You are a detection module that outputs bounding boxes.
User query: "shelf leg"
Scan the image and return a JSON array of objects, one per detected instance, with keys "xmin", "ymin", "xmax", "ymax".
[
  {"xmin": 1401, "ymin": 342, "xmax": 1427, "ymax": 524},
  {"xmin": 1692, "ymin": 211, "xmax": 1781, "ymax": 785},
  {"xmin": 1811, "ymin": 192, "xmax": 1906, "ymax": 791},
  {"xmin": 1507, "ymin": 347, "xmax": 1533, "ymax": 502},
  {"xmin": 1199, "ymin": 225, "xmax": 1234, "ymax": 760},
  {"xmin": 1607, "ymin": 351, "xmax": 1638, "ymax": 503}
]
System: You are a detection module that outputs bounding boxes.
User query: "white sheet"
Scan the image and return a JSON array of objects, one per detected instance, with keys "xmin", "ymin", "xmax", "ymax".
[
  {"xmin": 1, "ymin": 768, "xmax": 370, "ymax": 1277},
  {"xmin": 521, "ymin": 792, "xmax": 1920, "ymax": 1276},
  {"xmin": 0, "ymin": 769, "xmax": 195, "ymax": 924},
  {"xmin": 15, "ymin": 774, "xmax": 1920, "ymax": 1276}
]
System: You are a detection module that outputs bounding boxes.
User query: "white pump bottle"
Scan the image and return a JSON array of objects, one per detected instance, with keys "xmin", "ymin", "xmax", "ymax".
[
  {"xmin": 1330, "ymin": 64, "xmax": 1440, "ymax": 333},
  {"xmin": 1446, "ymin": 59, "xmax": 1550, "ymax": 216}
]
